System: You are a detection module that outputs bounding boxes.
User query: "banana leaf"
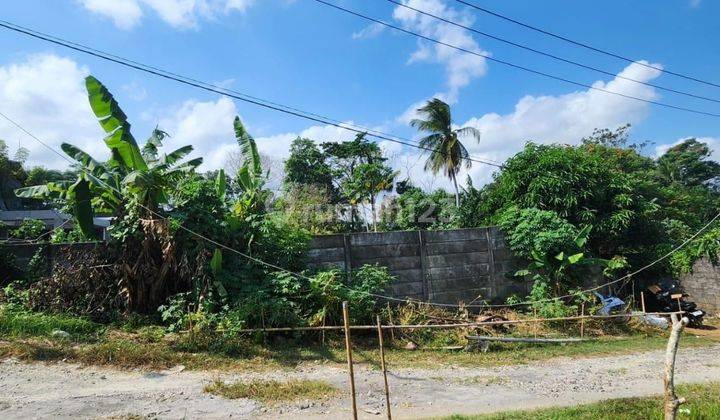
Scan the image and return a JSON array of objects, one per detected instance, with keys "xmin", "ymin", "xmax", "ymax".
[
  {"xmin": 85, "ymin": 76, "xmax": 147, "ymax": 171},
  {"xmin": 233, "ymin": 116, "xmax": 261, "ymax": 177},
  {"xmin": 67, "ymin": 178, "xmax": 96, "ymax": 238}
]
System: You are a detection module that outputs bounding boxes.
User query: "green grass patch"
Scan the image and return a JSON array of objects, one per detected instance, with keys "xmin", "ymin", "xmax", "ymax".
[
  {"xmin": 204, "ymin": 378, "xmax": 338, "ymax": 404},
  {"xmin": 0, "ymin": 305, "xmax": 102, "ymax": 340},
  {"xmin": 0, "ymin": 305, "xmax": 717, "ymax": 373},
  {"xmin": 441, "ymin": 382, "xmax": 720, "ymax": 419}
]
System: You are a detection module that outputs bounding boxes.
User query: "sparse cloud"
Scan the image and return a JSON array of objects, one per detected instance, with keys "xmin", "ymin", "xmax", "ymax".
[
  {"xmin": 78, "ymin": 0, "xmax": 255, "ymax": 30},
  {"xmin": 352, "ymin": 22, "xmax": 385, "ymax": 40},
  {"xmin": 122, "ymin": 80, "xmax": 148, "ymax": 101},
  {"xmin": 392, "ymin": 0, "xmax": 490, "ymax": 103}
]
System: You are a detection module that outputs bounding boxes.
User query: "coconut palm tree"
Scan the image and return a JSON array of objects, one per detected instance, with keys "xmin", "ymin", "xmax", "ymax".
[{"xmin": 410, "ymin": 98, "xmax": 481, "ymax": 207}]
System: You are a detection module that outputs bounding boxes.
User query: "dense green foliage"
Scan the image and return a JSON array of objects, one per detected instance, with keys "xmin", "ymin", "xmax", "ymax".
[
  {"xmin": 5, "ymin": 74, "xmax": 720, "ymax": 331},
  {"xmin": 4, "ymin": 75, "xmax": 393, "ymax": 332},
  {"xmin": 380, "ymin": 183, "xmax": 458, "ymax": 231},
  {"xmin": 460, "ymin": 135, "xmax": 720, "ymax": 286}
]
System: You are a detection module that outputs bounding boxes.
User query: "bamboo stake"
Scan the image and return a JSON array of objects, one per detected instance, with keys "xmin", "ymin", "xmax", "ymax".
[
  {"xmin": 664, "ymin": 313, "xmax": 689, "ymax": 420},
  {"xmin": 376, "ymin": 316, "xmax": 392, "ymax": 420},
  {"xmin": 342, "ymin": 301, "xmax": 358, "ymax": 420},
  {"xmin": 387, "ymin": 303, "xmax": 396, "ymax": 342},
  {"xmin": 641, "ymin": 291, "xmax": 646, "ymax": 313},
  {"xmin": 580, "ymin": 302, "xmax": 585, "ymax": 339}
]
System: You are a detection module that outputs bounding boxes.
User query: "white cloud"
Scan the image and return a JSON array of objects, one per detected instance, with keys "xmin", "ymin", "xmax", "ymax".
[
  {"xmin": 122, "ymin": 80, "xmax": 148, "ymax": 101},
  {"xmin": 79, "ymin": 0, "xmax": 144, "ymax": 30},
  {"xmin": 153, "ymin": 96, "xmax": 239, "ymax": 170},
  {"xmin": 0, "ymin": 54, "xmax": 106, "ymax": 169},
  {"xmin": 391, "ymin": 61, "xmax": 666, "ymax": 190},
  {"xmin": 392, "ymin": 0, "xmax": 489, "ymax": 103},
  {"xmin": 352, "ymin": 22, "xmax": 385, "ymax": 40},
  {"xmin": 453, "ymin": 61, "xmax": 664, "ymax": 184},
  {"xmin": 152, "ymin": 95, "xmax": 366, "ymax": 172},
  {"xmin": 78, "ymin": 0, "xmax": 255, "ymax": 29}
]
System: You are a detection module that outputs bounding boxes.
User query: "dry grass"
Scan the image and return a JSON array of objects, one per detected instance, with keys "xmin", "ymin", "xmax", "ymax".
[{"xmin": 204, "ymin": 378, "xmax": 338, "ymax": 404}]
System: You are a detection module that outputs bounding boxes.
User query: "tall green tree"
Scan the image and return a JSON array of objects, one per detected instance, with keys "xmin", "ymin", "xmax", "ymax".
[
  {"xmin": 322, "ymin": 133, "xmax": 385, "ymax": 228},
  {"xmin": 657, "ymin": 138, "xmax": 720, "ymax": 188},
  {"xmin": 0, "ymin": 139, "xmax": 28, "ymax": 210},
  {"xmin": 410, "ymin": 98, "xmax": 481, "ymax": 207},
  {"xmin": 342, "ymin": 161, "xmax": 397, "ymax": 231},
  {"xmin": 283, "ymin": 137, "xmax": 335, "ymax": 196}
]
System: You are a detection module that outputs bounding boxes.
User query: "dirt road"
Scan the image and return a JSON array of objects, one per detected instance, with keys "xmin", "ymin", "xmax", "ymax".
[{"xmin": 1, "ymin": 344, "xmax": 720, "ymax": 419}]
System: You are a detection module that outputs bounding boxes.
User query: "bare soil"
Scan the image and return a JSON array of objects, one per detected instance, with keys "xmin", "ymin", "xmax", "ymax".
[{"xmin": 1, "ymin": 343, "xmax": 720, "ymax": 419}]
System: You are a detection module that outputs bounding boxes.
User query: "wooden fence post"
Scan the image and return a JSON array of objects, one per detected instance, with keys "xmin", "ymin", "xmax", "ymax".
[
  {"xmin": 376, "ymin": 316, "xmax": 392, "ymax": 420},
  {"xmin": 343, "ymin": 301, "xmax": 358, "ymax": 420},
  {"xmin": 641, "ymin": 291, "xmax": 646, "ymax": 313},
  {"xmin": 664, "ymin": 313, "xmax": 688, "ymax": 420},
  {"xmin": 580, "ymin": 302, "xmax": 585, "ymax": 339}
]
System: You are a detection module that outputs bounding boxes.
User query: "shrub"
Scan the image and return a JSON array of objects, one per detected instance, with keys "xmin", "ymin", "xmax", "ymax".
[
  {"xmin": 27, "ymin": 246, "xmax": 124, "ymax": 322},
  {"xmin": 498, "ymin": 207, "xmax": 578, "ymax": 260},
  {"xmin": 10, "ymin": 219, "xmax": 47, "ymax": 240}
]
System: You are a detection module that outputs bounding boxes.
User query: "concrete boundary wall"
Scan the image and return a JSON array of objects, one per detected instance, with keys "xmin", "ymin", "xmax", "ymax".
[
  {"xmin": 681, "ymin": 258, "xmax": 720, "ymax": 316},
  {"xmin": 4, "ymin": 228, "xmax": 530, "ymax": 306},
  {"xmin": 307, "ymin": 227, "xmax": 528, "ymax": 305}
]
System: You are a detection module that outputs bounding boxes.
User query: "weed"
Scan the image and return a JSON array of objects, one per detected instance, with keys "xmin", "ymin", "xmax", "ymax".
[
  {"xmin": 204, "ymin": 378, "xmax": 337, "ymax": 404},
  {"xmin": 0, "ymin": 305, "xmax": 102, "ymax": 340}
]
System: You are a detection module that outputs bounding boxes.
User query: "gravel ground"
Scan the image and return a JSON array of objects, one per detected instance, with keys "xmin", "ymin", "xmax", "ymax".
[{"xmin": 1, "ymin": 344, "xmax": 720, "ymax": 419}]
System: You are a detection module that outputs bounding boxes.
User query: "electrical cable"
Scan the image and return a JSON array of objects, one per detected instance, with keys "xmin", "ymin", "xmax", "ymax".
[
  {"xmin": 0, "ymin": 19, "xmax": 504, "ymax": 168},
  {"xmin": 453, "ymin": 0, "xmax": 720, "ymax": 90},
  {"xmin": 312, "ymin": 0, "xmax": 720, "ymax": 118},
  {"xmin": 387, "ymin": 0, "xmax": 720, "ymax": 104}
]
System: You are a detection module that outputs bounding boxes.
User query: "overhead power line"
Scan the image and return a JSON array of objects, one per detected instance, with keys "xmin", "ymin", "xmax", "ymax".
[
  {"xmin": 387, "ymin": 0, "xmax": 720, "ymax": 104},
  {"xmin": 0, "ymin": 19, "xmax": 503, "ymax": 168},
  {"xmin": 3, "ymin": 110, "xmax": 720, "ymax": 310},
  {"xmin": 313, "ymin": 0, "xmax": 720, "ymax": 118},
  {"xmin": 454, "ymin": 0, "xmax": 720, "ymax": 90}
]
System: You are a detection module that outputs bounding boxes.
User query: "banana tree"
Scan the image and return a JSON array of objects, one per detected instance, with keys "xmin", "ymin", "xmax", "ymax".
[
  {"xmin": 15, "ymin": 75, "xmax": 202, "ymax": 237},
  {"xmin": 231, "ymin": 116, "xmax": 269, "ymax": 219}
]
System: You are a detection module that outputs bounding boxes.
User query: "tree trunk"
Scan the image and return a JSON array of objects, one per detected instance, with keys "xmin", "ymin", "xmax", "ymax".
[
  {"xmin": 451, "ymin": 172, "xmax": 460, "ymax": 207},
  {"xmin": 370, "ymin": 195, "xmax": 377, "ymax": 232},
  {"xmin": 664, "ymin": 313, "xmax": 689, "ymax": 420}
]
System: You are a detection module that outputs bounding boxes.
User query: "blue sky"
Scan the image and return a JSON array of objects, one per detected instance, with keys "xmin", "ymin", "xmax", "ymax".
[{"xmin": 1, "ymin": 0, "xmax": 719, "ymax": 190}]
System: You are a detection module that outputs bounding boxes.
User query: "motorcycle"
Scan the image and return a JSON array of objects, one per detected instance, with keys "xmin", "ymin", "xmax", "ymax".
[{"xmin": 644, "ymin": 281, "xmax": 705, "ymax": 327}]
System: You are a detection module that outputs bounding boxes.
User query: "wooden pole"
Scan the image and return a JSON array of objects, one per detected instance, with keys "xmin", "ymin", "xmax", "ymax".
[
  {"xmin": 664, "ymin": 313, "xmax": 689, "ymax": 420},
  {"xmin": 387, "ymin": 304, "xmax": 396, "ymax": 342},
  {"xmin": 580, "ymin": 302, "xmax": 585, "ymax": 339},
  {"xmin": 342, "ymin": 301, "xmax": 358, "ymax": 420},
  {"xmin": 641, "ymin": 291, "xmax": 646, "ymax": 313},
  {"xmin": 376, "ymin": 316, "xmax": 392, "ymax": 420},
  {"xmin": 676, "ymin": 297, "xmax": 683, "ymax": 314}
]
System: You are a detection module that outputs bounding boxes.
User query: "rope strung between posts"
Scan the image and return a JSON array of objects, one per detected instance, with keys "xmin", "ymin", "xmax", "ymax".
[{"xmin": 179, "ymin": 311, "xmax": 683, "ymax": 334}]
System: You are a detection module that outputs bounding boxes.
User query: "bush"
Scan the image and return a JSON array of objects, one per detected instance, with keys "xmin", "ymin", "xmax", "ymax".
[
  {"xmin": 498, "ymin": 207, "xmax": 578, "ymax": 260},
  {"xmin": 27, "ymin": 246, "xmax": 124, "ymax": 322},
  {"xmin": 10, "ymin": 219, "xmax": 47, "ymax": 240}
]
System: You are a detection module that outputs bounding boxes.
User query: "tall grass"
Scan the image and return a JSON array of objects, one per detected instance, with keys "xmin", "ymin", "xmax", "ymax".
[{"xmin": 0, "ymin": 305, "xmax": 102, "ymax": 339}]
